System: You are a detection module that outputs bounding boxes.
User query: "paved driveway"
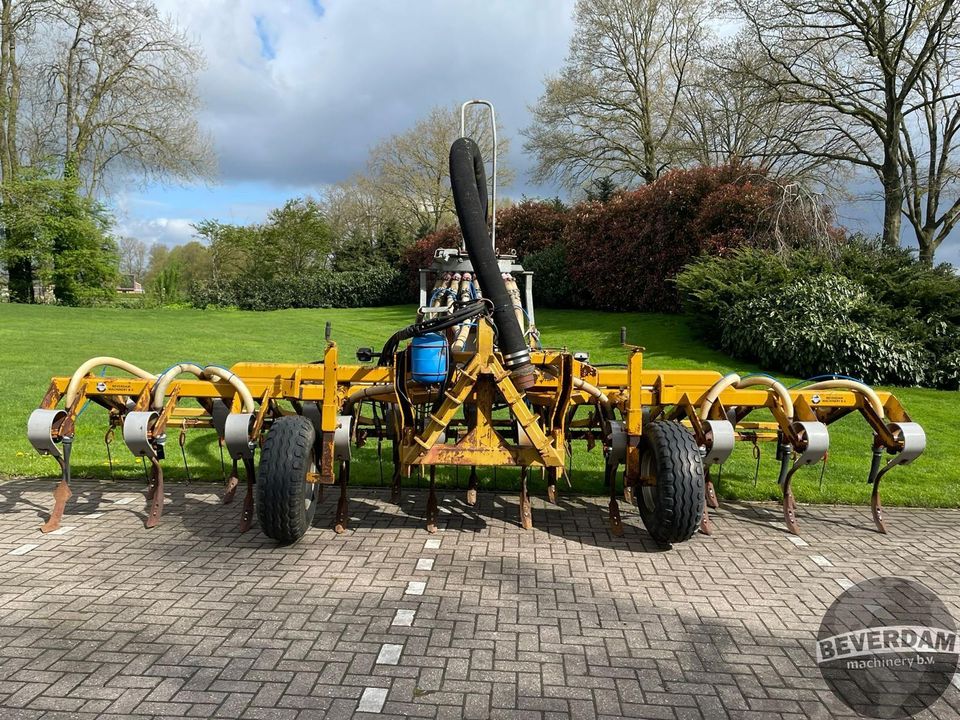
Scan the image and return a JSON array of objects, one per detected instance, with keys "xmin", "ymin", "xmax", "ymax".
[{"xmin": 1, "ymin": 479, "xmax": 958, "ymax": 719}]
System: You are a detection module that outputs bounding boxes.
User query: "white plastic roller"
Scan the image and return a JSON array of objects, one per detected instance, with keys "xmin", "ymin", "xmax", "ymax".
[
  {"xmin": 887, "ymin": 422, "xmax": 926, "ymax": 465},
  {"xmin": 224, "ymin": 413, "xmax": 256, "ymax": 460},
  {"xmin": 123, "ymin": 411, "xmax": 159, "ymax": 457},
  {"xmin": 334, "ymin": 415, "xmax": 353, "ymax": 461},
  {"xmin": 607, "ymin": 420, "xmax": 627, "ymax": 466},
  {"xmin": 702, "ymin": 419, "xmax": 735, "ymax": 465},
  {"xmin": 791, "ymin": 421, "xmax": 830, "ymax": 465},
  {"xmin": 27, "ymin": 408, "xmax": 68, "ymax": 458}
]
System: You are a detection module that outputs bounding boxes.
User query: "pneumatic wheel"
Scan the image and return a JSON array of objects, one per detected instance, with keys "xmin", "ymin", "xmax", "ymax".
[
  {"xmin": 256, "ymin": 416, "xmax": 320, "ymax": 544},
  {"xmin": 636, "ymin": 420, "xmax": 704, "ymax": 544}
]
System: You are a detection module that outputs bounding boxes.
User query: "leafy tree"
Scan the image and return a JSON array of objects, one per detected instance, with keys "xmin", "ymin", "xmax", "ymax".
[
  {"xmin": 192, "ymin": 218, "xmax": 259, "ymax": 285},
  {"xmin": 584, "ymin": 176, "xmax": 619, "ymax": 202},
  {"xmin": 1, "ymin": 169, "xmax": 117, "ymax": 304},
  {"xmin": 259, "ymin": 197, "xmax": 331, "ymax": 277},
  {"xmin": 118, "ymin": 236, "xmax": 148, "ymax": 281}
]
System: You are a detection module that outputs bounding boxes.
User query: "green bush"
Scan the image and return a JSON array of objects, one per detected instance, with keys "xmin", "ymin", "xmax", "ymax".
[
  {"xmin": 721, "ymin": 275, "xmax": 927, "ymax": 386},
  {"xmin": 189, "ymin": 265, "xmax": 407, "ymax": 311},
  {"xmin": 523, "ymin": 243, "xmax": 581, "ymax": 309},
  {"xmin": 676, "ymin": 239, "xmax": 960, "ymax": 388}
]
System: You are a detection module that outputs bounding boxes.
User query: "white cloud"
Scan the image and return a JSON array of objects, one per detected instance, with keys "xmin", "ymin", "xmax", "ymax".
[
  {"xmin": 153, "ymin": 0, "xmax": 576, "ymax": 192},
  {"xmin": 115, "ymin": 216, "xmax": 197, "ymax": 246}
]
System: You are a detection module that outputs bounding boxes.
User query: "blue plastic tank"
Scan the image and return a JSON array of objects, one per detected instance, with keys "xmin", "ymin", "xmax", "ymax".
[{"xmin": 410, "ymin": 333, "xmax": 448, "ymax": 384}]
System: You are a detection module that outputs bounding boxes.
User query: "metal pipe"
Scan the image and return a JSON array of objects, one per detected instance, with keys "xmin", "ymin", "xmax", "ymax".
[{"xmin": 460, "ymin": 99, "xmax": 497, "ymax": 249}]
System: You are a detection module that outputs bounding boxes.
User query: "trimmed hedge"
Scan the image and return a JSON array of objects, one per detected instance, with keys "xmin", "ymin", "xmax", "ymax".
[{"xmin": 189, "ymin": 265, "xmax": 406, "ymax": 311}]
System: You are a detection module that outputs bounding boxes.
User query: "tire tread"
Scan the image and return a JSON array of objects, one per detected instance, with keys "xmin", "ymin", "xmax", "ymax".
[{"xmin": 256, "ymin": 416, "xmax": 316, "ymax": 544}]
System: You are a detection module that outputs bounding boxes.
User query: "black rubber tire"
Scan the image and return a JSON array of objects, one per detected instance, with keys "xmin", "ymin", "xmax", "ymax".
[
  {"xmin": 636, "ymin": 420, "xmax": 704, "ymax": 544},
  {"xmin": 256, "ymin": 415, "xmax": 319, "ymax": 545}
]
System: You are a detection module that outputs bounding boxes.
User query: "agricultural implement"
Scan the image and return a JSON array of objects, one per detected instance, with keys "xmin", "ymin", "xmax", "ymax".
[{"xmin": 27, "ymin": 101, "xmax": 926, "ymax": 545}]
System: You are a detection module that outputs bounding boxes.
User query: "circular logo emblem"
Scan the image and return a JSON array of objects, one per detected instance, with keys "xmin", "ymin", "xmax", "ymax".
[
  {"xmin": 811, "ymin": 394, "xmax": 821, "ymax": 404},
  {"xmin": 96, "ymin": 381, "xmax": 107, "ymax": 392},
  {"xmin": 818, "ymin": 577, "xmax": 958, "ymax": 718}
]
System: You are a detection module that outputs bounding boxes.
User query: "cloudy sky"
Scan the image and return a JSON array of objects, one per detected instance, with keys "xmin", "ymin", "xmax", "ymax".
[
  {"xmin": 118, "ymin": 0, "xmax": 958, "ymax": 266},
  {"xmin": 118, "ymin": 0, "xmax": 574, "ymax": 244}
]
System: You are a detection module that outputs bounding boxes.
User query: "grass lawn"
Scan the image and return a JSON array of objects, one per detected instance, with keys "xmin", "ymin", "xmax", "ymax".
[{"xmin": 1, "ymin": 303, "xmax": 956, "ymax": 507}]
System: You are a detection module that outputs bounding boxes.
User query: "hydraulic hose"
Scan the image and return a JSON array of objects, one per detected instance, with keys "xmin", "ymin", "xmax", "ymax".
[
  {"xmin": 65, "ymin": 357, "xmax": 156, "ymax": 407},
  {"xmin": 378, "ymin": 299, "xmax": 489, "ymax": 366},
  {"xmin": 697, "ymin": 373, "xmax": 794, "ymax": 420},
  {"xmin": 737, "ymin": 374, "xmax": 794, "ymax": 420},
  {"xmin": 573, "ymin": 377, "xmax": 610, "ymax": 408},
  {"xmin": 450, "ymin": 137, "xmax": 536, "ymax": 390},
  {"xmin": 202, "ymin": 365, "xmax": 256, "ymax": 413},
  {"xmin": 342, "ymin": 384, "xmax": 397, "ymax": 414},
  {"xmin": 151, "ymin": 363, "xmax": 206, "ymax": 409},
  {"xmin": 698, "ymin": 373, "xmax": 741, "ymax": 420}
]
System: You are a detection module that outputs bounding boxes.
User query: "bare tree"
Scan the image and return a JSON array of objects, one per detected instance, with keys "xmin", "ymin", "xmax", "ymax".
[
  {"xmin": 37, "ymin": 0, "xmax": 215, "ymax": 193},
  {"xmin": 323, "ymin": 177, "xmax": 394, "ymax": 243},
  {"xmin": 366, "ymin": 104, "xmax": 510, "ymax": 236},
  {"xmin": 734, "ymin": 0, "xmax": 960, "ymax": 252},
  {"xmin": 899, "ymin": 18, "xmax": 960, "ymax": 264},
  {"xmin": 524, "ymin": 0, "xmax": 715, "ymax": 188},
  {"xmin": 677, "ymin": 32, "xmax": 847, "ymax": 185},
  {"xmin": 117, "ymin": 235, "xmax": 146, "ymax": 279}
]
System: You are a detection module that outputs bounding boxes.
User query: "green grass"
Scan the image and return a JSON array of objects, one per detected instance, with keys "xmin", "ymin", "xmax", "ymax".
[{"xmin": 1, "ymin": 303, "xmax": 956, "ymax": 507}]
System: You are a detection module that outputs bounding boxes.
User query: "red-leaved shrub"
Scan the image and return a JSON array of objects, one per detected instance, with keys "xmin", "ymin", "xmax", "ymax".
[{"xmin": 402, "ymin": 166, "xmax": 837, "ymax": 312}]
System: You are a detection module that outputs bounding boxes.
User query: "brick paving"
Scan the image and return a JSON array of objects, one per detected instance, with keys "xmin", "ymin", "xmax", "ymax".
[{"xmin": 0, "ymin": 478, "xmax": 958, "ymax": 719}]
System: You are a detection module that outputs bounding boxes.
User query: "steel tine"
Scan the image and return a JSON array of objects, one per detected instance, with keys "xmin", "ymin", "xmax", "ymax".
[
  {"xmin": 179, "ymin": 426, "xmax": 191, "ymax": 484},
  {"xmin": 104, "ymin": 426, "xmax": 115, "ymax": 480}
]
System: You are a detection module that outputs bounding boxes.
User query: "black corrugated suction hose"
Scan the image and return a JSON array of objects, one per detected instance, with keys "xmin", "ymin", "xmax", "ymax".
[{"xmin": 449, "ymin": 137, "xmax": 536, "ymax": 390}]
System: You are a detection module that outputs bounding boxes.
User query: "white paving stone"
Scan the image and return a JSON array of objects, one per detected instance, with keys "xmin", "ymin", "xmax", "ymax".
[
  {"xmin": 8, "ymin": 544, "xmax": 39, "ymax": 556},
  {"xmin": 424, "ymin": 538, "xmax": 441, "ymax": 549},
  {"xmin": 376, "ymin": 643, "xmax": 403, "ymax": 665},
  {"xmin": 416, "ymin": 558, "xmax": 434, "ymax": 571},
  {"xmin": 810, "ymin": 554, "xmax": 832, "ymax": 567},
  {"xmin": 787, "ymin": 535, "xmax": 808, "ymax": 547},
  {"xmin": 357, "ymin": 687, "xmax": 388, "ymax": 713},
  {"xmin": 836, "ymin": 578, "xmax": 856, "ymax": 590},
  {"xmin": 47, "ymin": 525, "xmax": 77, "ymax": 536},
  {"xmin": 405, "ymin": 581, "xmax": 426, "ymax": 596},
  {"xmin": 392, "ymin": 609, "xmax": 416, "ymax": 627}
]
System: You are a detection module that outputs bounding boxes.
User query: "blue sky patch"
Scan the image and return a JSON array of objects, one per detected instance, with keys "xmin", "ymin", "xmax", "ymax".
[
  {"xmin": 308, "ymin": 0, "xmax": 325, "ymax": 17},
  {"xmin": 254, "ymin": 15, "xmax": 276, "ymax": 60}
]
